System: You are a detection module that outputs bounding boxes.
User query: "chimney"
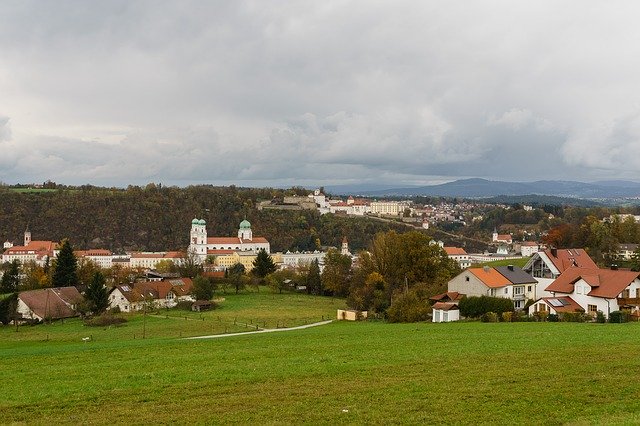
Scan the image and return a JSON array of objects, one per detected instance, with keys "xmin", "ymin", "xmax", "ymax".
[
  {"xmin": 611, "ymin": 264, "xmax": 618, "ymax": 270},
  {"xmin": 483, "ymin": 266, "xmax": 490, "ymax": 272},
  {"xmin": 550, "ymin": 248, "xmax": 558, "ymax": 257},
  {"xmin": 508, "ymin": 265, "xmax": 514, "ymax": 271}
]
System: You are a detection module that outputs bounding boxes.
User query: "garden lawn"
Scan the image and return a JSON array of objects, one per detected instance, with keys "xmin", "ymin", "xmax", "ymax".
[{"xmin": 2, "ymin": 320, "xmax": 640, "ymax": 424}]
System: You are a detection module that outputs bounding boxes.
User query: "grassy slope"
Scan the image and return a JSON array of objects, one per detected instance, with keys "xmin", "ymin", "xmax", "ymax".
[
  {"xmin": 2, "ymin": 318, "xmax": 640, "ymax": 424},
  {"xmin": 479, "ymin": 257, "xmax": 530, "ymax": 268}
]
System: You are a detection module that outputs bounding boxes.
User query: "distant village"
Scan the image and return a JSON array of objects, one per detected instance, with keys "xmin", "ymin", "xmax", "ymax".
[{"xmin": 2, "ymin": 188, "xmax": 640, "ymax": 325}]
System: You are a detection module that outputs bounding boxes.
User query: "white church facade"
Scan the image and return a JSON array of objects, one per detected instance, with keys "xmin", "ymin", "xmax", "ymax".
[{"xmin": 188, "ymin": 218, "xmax": 270, "ymax": 262}]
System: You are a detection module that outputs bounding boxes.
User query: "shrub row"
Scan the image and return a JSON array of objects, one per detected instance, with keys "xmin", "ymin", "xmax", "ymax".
[{"xmin": 459, "ymin": 296, "xmax": 514, "ymax": 318}]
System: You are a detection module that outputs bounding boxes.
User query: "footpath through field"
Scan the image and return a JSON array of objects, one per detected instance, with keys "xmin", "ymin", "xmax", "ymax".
[{"xmin": 184, "ymin": 320, "xmax": 333, "ymax": 340}]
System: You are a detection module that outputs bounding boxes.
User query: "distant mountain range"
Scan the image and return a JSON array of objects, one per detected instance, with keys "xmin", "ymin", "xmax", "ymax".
[{"xmin": 327, "ymin": 178, "xmax": 640, "ymax": 199}]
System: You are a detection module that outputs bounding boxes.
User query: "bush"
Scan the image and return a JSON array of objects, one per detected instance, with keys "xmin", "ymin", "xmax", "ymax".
[
  {"xmin": 547, "ymin": 313, "xmax": 559, "ymax": 322},
  {"xmin": 459, "ymin": 296, "xmax": 514, "ymax": 318},
  {"xmin": 596, "ymin": 311, "xmax": 606, "ymax": 323},
  {"xmin": 609, "ymin": 311, "xmax": 630, "ymax": 323},
  {"xmin": 501, "ymin": 311, "xmax": 513, "ymax": 322},
  {"xmin": 110, "ymin": 306, "xmax": 121, "ymax": 314},
  {"xmin": 560, "ymin": 312, "xmax": 588, "ymax": 322},
  {"xmin": 387, "ymin": 290, "xmax": 431, "ymax": 323},
  {"xmin": 85, "ymin": 313, "xmax": 128, "ymax": 327},
  {"xmin": 481, "ymin": 312, "xmax": 498, "ymax": 323}
]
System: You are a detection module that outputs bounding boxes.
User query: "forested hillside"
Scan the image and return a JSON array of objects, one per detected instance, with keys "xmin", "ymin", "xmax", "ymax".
[{"xmin": 0, "ymin": 185, "xmax": 409, "ymax": 253}]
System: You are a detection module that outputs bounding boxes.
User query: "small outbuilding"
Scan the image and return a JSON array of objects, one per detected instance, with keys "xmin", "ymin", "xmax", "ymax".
[
  {"xmin": 432, "ymin": 302, "xmax": 460, "ymax": 323},
  {"xmin": 337, "ymin": 309, "xmax": 368, "ymax": 321},
  {"xmin": 192, "ymin": 300, "xmax": 213, "ymax": 312}
]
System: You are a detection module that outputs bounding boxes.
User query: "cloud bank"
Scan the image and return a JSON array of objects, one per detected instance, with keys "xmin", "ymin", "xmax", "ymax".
[{"xmin": 1, "ymin": 1, "xmax": 639, "ymax": 186}]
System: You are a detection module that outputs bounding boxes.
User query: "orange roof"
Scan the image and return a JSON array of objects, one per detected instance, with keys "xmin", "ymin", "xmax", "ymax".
[
  {"xmin": 468, "ymin": 267, "xmax": 511, "ymax": 288},
  {"xmin": 163, "ymin": 251, "xmax": 184, "ymax": 259},
  {"xmin": 545, "ymin": 249, "xmax": 597, "ymax": 272},
  {"xmin": 5, "ymin": 240, "xmax": 58, "ymax": 254},
  {"xmin": 75, "ymin": 249, "xmax": 112, "ymax": 257},
  {"xmin": 521, "ymin": 241, "xmax": 539, "ymax": 246},
  {"xmin": 546, "ymin": 268, "xmax": 640, "ymax": 299},
  {"xmin": 444, "ymin": 247, "xmax": 467, "ymax": 255},
  {"xmin": 496, "ymin": 234, "xmax": 512, "ymax": 241}
]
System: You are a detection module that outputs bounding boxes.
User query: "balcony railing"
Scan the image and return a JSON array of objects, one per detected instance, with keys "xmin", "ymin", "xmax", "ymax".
[{"xmin": 617, "ymin": 297, "xmax": 640, "ymax": 306}]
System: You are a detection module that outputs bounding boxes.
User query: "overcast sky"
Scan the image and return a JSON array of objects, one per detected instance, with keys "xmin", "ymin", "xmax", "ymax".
[{"xmin": 1, "ymin": 1, "xmax": 640, "ymax": 187}]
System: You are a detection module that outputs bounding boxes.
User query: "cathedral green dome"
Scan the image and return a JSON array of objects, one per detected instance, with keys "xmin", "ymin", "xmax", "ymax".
[
  {"xmin": 191, "ymin": 218, "xmax": 199, "ymax": 225},
  {"xmin": 239, "ymin": 219, "xmax": 251, "ymax": 229},
  {"xmin": 198, "ymin": 219, "xmax": 206, "ymax": 225}
]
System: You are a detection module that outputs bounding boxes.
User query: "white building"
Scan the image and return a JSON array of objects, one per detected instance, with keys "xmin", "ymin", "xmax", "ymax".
[
  {"xmin": 444, "ymin": 247, "xmax": 472, "ymax": 269},
  {"xmin": 370, "ymin": 201, "xmax": 402, "ymax": 216},
  {"xmin": 189, "ymin": 219, "xmax": 270, "ymax": 262},
  {"xmin": 520, "ymin": 242, "xmax": 539, "ymax": 257},
  {"xmin": 529, "ymin": 268, "xmax": 640, "ymax": 319},
  {"xmin": 2, "ymin": 230, "xmax": 58, "ymax": 266}
]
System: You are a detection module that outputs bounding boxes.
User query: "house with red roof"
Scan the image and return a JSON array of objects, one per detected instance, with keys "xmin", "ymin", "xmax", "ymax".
[
  {"xmin": 108, "ymin": 278, "xmax": 194, "ymax": 312},
  {"xmin": 528, "ymin": 267, "xmax": 640, "ymax": 319},
  {"xmin": 444, "ymin": 247, "xmax": 471, "ymax": 268},
  {"xmin": 17, "ymin": 287, "xmax": 83, "ymax": 322},
  {"xmin": 523, "ymin": 248, "xmax": 598, "ymax": 298}
]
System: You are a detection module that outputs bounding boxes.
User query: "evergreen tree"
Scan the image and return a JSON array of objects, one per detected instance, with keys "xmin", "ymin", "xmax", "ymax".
[
  {"xmin": 1, "ymin": 260, "xmax": 20, "ymax": 293},
  {"xmin": 252, "ymin": 249, "xmax": 277, "ymax": 278},
  {"xmin": 52, "ymin": 239, "xmax": 78, "ymax": 288},
  {"xmin": 306, "ymin": 259, "xmax": 322, "ymax": 295},
  {"xmin": 85, "ymin": 271, "xmax": 109, "ymax": 314}
]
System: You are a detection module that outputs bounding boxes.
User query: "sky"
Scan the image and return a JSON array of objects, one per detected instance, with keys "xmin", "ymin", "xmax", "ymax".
[{"xmin": 1, "ymin": 1, "xmax": 640, "ymax": 188}]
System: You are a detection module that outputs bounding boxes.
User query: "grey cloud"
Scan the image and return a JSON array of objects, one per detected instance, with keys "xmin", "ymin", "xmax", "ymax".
[{"xmin": 1, "ymin": 2, "xmax": 640, "ymax": 186}]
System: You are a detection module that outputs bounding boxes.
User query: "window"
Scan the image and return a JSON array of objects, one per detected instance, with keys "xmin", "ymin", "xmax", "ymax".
[
  {"xmin": 588, "ymin": 304, "xmax": 597, "ymax": 316},
  {"xmin": 514, "ymin": 300, "xmax": 523, "ymax": 309},
  {"xmin": 465, "ymin": 276, "xmax": 470, "ymax": 282},
  {"xmin": 504, "ymin": 288, "xmax": 508, "ymax": 294},
  {"xmin": 527, "ymin": 285, "xmax": 532, "ymax": 292},
  {"xmin": 514, "ymin": 287, "xmax": 524, "ymax": 295}
]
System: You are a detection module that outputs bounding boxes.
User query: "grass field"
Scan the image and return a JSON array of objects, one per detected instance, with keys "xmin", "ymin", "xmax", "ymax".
[
  {"xmin": 2, "ymin": 292, "xmax": 640, "ymax": 424},
  {"xmin": 479, "ymin": 256, "xmax": 530, "ymax": 268}
]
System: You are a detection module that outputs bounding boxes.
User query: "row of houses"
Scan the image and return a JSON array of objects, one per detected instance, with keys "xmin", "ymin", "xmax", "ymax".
[
  {"xmin": 15, "ymin": 277, "xmax": 196, "ymax": 322},
  {"xmin": 433, "ymin": 248, "xmax": 640, "ymax": 321}
]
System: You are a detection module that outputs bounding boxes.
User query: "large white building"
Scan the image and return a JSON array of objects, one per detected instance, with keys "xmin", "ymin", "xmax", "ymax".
[{"xmin": 188, "ymin": 219, "xmax": 270, "ymax": 262}]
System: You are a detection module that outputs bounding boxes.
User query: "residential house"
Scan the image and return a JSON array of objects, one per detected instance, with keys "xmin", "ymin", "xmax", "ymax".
[
  {"xmin": 528, "ymin": 267, "xmax": 640, "ymax": 319},
  {"xmin": 520, "ymin": 241, "xmax": 540, "ymax": 257},
  {"xmin": 616, "ymin": 244, "xmax": 639, "ymax": 260},
  {"xmin": 17, "ymin": 287, "xmax": 83, "ymax": 322},
  {"xmin": 108, "ymin": 278, "xmax": 194, "ymax": 312},
  {"xmin": 523, "ymin": 248, "xmax": 598, "ymax": 298},
  {"xmin": 447, "ymin": 265, "xmax": 537, "ymax": 310},
  {"xmin": 444, "ymin": 247, "xmax": 472, "ymax": 269}
]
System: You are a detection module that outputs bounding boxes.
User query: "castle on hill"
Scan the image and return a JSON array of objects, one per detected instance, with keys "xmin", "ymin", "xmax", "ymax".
[{"xmin": 188, "ymin": 218, "xmax": 270, "ymax": 262}]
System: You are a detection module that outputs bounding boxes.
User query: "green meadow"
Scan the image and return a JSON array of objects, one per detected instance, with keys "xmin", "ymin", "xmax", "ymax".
[{"xmin": 2, "ymin": 292, "xmax": 640, "ymax": 424}]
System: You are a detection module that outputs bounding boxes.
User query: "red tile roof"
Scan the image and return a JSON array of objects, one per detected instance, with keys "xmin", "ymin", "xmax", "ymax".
[
  {"xmin": 545, "ymin": 268, "xmax": 640, "ymax": 299},
  {"xmin": 430, "ymin": 291, "xmax": 464, "ymax": 302},
  {"xmin": 444, "ymin": 247, "xmax": 467, "ymax": 255},
  {"xmin": 544, "ymin": 249, "xmax": 597, "ymax": 272},
  {"xmin": 432, "ymin": 302, "xmax": 459, "ymax": 311}
]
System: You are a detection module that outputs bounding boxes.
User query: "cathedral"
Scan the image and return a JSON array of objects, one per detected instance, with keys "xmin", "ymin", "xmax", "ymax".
[{"xmin": 188, "ymin": 218, "xmax": 270, "ymax": 262}]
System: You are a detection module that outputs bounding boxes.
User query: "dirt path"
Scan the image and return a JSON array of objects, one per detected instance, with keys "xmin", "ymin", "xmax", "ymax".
[{"xmin": 183, "ymin": 320, "xmax": 333, "ymax": 340}]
